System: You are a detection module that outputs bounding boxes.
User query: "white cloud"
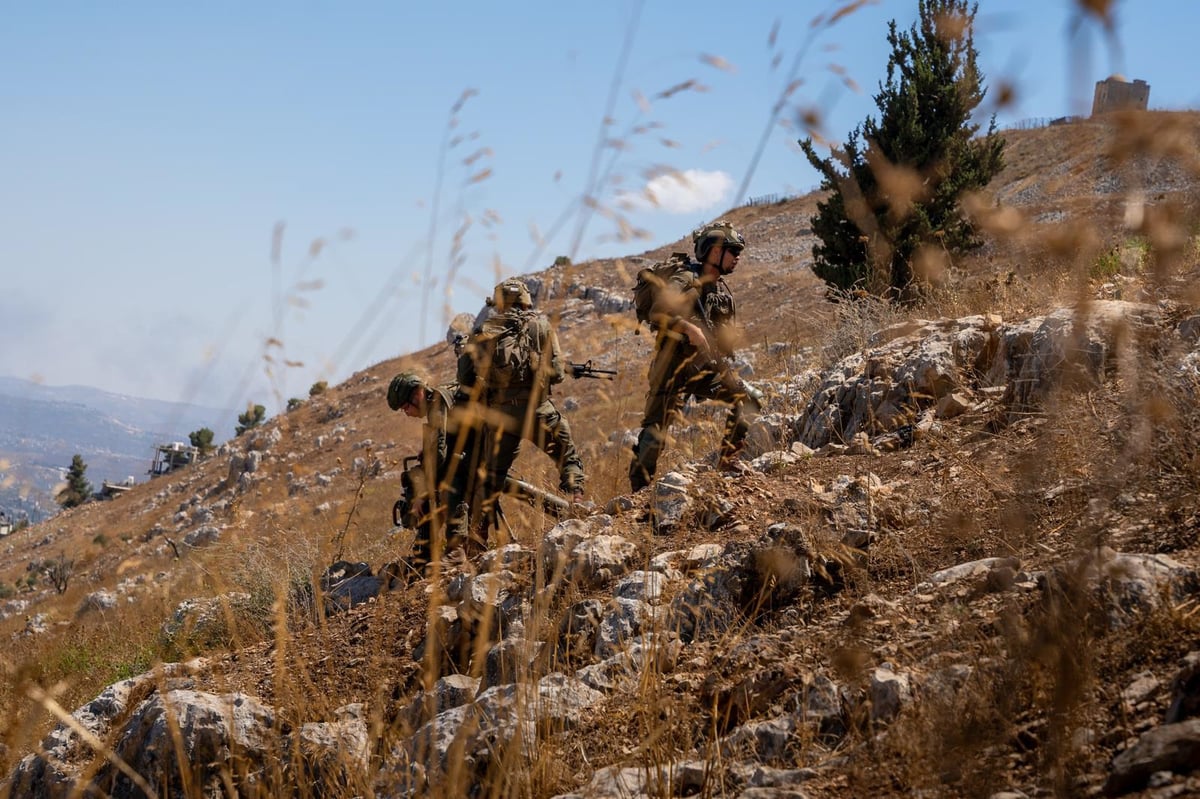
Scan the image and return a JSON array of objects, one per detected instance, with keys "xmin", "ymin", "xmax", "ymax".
[{"xmin": 617, "ymin": 169, "xmax": 734, "ymax": 214}]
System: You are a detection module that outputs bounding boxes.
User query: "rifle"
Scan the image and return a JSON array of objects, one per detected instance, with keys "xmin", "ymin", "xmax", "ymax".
[
  {"xmin": 503, "ymin": 476, "xmax": 572, "ymax": 517},
  {"xmin": 392, "ymin": 454, "xmax": 424, "ymax": 527},
  {"xmin": 392, "ymin": 455, "xmax": 573, "ymax": 528},
  {"xmin": 568, "ymin": 360, "xmax": 617, "ymax": 380}
]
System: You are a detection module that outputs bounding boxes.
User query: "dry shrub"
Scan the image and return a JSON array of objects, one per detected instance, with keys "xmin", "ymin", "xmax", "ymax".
[
  {"xmin": 849, "ymin": 574, "xmax": 1108, "ymax": 797},
  {"xmin": 818, "ymin": 288, "xmax": 910, "ymax": 368}
]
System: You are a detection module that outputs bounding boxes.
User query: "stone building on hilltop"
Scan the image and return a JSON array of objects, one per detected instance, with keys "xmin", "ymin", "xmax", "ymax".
[{"xmin": 1092, "ymin": 75, "xmax": 1150, "ymax": 115}]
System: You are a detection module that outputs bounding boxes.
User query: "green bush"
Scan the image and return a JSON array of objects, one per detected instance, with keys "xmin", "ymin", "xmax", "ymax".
[
  {"xmin": 55, "ymin": 645, "xmax": 96, "ymax": 676},
  {"xmin": 287, "ymin": 397, "xmax": 304, "ymax": 411},
  {"xmin": 110, "ymin": 645, "xmax": 156, "ymax": 681},
  {"xmin": 235, "ymin": 403, "xmax": 267, "ymax": 437},
  {"xmin": 188, "ymin": 427, "xmax": 216, "ymax": 456},
  {"xmin": 1091, "ymin": 237, "xmax": 1149, "ymax": 280},
  {"xmin": 308, "ymin": 380, "xmax": 328, "ymax": 397}
]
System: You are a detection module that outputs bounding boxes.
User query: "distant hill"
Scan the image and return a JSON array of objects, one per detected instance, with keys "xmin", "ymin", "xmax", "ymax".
[{"xmin": 0, "ymin": 376, "xmax": 235, "ymax": 524}]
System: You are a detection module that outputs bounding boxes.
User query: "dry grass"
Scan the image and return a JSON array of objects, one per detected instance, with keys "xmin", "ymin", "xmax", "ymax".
[{"xmin": 4, "ymin": 8, "xmax": 1200, "ymax": 797}]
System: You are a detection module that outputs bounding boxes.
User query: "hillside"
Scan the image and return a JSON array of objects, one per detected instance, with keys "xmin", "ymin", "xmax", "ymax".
[
  {"xmin": 2, "ymin": 111, "xmax": 1200, "ymax": 798},
  {"xmin": 0, "ymin": 377, "xmax": 235, "ymax": 524}
]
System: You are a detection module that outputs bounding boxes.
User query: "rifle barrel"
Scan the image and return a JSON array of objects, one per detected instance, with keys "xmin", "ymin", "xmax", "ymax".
[{"xmin": 503, "ymin": 477, "xmax": 571, "ymax": 515}]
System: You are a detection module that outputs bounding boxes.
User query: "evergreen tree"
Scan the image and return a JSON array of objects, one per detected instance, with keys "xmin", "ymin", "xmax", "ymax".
[
  {"xmin": 56, "ymin": 454, "xmax": 92, "ymax": 509},
  {"xmin": 800, "ymin": 0, "xmax": 1005, "ymax": 299},
  {"xmin": 188, "ymin": 427, "xmax": 216, "ymax": 456},
  {"xmin": 235, "ymin": 403, "xmax": 267, "ymax": 437}
]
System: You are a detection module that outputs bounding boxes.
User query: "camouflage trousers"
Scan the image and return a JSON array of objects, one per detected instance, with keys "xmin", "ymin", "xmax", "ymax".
[
  {"xmin": 409, "ymin": 425, "xmax": 487, "ymax": 567},
  {"xmin": 629, "ymin": 345, "xmax": 750, "ymax": 492},
  {"xmin": 482, "ymin": 398, "xmax": 585, "ymax": 514}
]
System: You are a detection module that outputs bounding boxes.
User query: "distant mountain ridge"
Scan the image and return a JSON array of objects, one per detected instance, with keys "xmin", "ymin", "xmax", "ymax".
[{"xmin": 0, "ymin": 376, "xmax": 235, "ymax": 524}]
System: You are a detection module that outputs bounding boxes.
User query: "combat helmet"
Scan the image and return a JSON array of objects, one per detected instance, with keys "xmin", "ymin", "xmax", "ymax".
[
  {"xmin": 490, "ymin": 278, "xmax": 533, "ymax": 311},
  {"xmin": 692, "ymin": 220, "xmax": 747, "ymax": 261},
  {"xmin": 387, "ymin": 372, "xmax": 423, "ymax": 411}
]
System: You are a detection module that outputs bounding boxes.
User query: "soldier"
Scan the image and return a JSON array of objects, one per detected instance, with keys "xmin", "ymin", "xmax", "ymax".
[
  {"xmin": 458, "ymin": 279, "xmax": 586, "ymax": 546},
  {"xmin": 629, "ymin": 220, "xmax": 758, "ymax": 492},
  {"xmin": 386, "ymin": 372, "xmax": 478, "ymax": 572}
]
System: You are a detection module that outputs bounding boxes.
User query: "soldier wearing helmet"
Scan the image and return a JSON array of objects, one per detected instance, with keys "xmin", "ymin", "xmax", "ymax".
[
  {"xmin": 386, "ymin": 371, "xmax": 476, "ymax": 572},
  {"xmin": 387, "ymin": 371, "xmax": 456, "ymax": 470},
  {"xmin": 490, "ymin": 278, "xmax": 533, "ymax": 311},
  {"xmin": 629, "ymin": 220, "xmax": 756, "ymax": 492},
  {"xmin": 456, "ymin": 278, "xmax": 586, "ymax": 548}
]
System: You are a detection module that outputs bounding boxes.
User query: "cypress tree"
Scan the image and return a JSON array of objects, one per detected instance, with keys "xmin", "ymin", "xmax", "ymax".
[
  {"xmin": 56, "ymin": 454, "xmax": 92, "ymax": 509},
  {"xmin": 800, "ymin": 0, "xmax": 1005, "ymax": 299}
]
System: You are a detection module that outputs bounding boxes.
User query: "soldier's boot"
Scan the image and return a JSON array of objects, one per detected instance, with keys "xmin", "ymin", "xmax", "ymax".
[
  {"xmin": 445, "ymin": 502, "xmax": 471, "ymax": 552},
  {"xmin": 629, "ymin": 461, "xmax": 649, "ymax": 493},
  {"xmin": 465, "ymin": 521, "xmax": 489, "ymax": 559},
  {"xmin": 383, "ymin": 555, "xmax": 427, "ymax": 588},
  {"xmin": 629, "ymin": 426, "xmax": 664, "ymax": 492},
  {"xmin": 409, "ymin": 523, "xmax": 432, "ymax": 567},
  {"xmin": 565, "ymin": 483, "xmax": 598, "ymax": 516}
]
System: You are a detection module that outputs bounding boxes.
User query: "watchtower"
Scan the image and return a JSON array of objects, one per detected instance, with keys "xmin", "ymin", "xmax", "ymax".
[
  {"xmin": 1092, "ymin": 75, "xmax": 1150, "ymax": 115},
  {"xmin": 149, "ymin": 442, "xmax": 199, "ymax": 477}
]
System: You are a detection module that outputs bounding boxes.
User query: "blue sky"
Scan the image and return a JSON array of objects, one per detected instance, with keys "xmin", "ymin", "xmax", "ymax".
[{"xmin": 3, "ymin": 0, "xmax": 1197, "ymax": 422}]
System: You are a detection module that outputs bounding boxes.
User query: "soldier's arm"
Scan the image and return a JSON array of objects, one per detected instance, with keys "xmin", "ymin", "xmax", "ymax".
[
  {"xmin": 543, "ymin": 319, "xmax": 566, "ymax": 385},
  {"xmin": 427, "ymin": 391, "xmax": 453, "ymax": 482},
  {"xmin": 455, "ymin": 339, "xmax": 482, "ymax": 401},
  {"xmin": 651, "ymin": 274, "xmax": 711, "ymax": 352},
  {"xmin": 428, "ymin": 394, "xmax": 450, "ymax": 476}
]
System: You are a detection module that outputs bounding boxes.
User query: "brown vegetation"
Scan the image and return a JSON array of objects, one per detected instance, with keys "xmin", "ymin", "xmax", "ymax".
[{"xmin": 1, "ymin": 110, "xmax": 1200, "ymax": 797}]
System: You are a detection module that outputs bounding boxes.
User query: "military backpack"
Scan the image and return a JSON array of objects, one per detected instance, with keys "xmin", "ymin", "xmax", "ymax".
[
  {"xmin": 632, "ymin": 252, "xmax": 697, "ymax": 329},
  {"xmin": 474, "ymin": 308, "xmax": 542, "ymax": 391}
]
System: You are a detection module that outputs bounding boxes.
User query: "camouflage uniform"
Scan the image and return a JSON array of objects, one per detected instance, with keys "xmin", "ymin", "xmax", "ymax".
[
  {"xmin": 630, "ymin": 224, "xmax": 751, "ymax": 491},
  {"xmin": 458, "ymin": 281, "xmax": 585, "ymax": 543},
  {"xmin": 388, "ymin": 376, "xmax": 478, "ymax": 568}
]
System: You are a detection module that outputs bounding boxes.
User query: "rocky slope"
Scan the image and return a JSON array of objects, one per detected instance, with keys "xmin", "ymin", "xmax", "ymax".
[{"xmin": 2, "ymin": 112, "xmax": 1200, "ymax": 798}]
